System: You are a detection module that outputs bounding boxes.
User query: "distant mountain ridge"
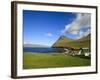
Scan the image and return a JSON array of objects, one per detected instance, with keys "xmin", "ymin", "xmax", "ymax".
[
  {"xmin": 24, "ymin": 44, "xmax": 49, "ymax": 48},
  {"xmin": 52, "ymin": 34, "xmax": 91, "ymax": 49}
]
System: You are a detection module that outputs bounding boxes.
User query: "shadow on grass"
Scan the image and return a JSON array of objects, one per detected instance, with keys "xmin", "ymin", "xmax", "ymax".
[{"xmin": 72, "ymin": 55, "xmax": 91, "ymax": 59}]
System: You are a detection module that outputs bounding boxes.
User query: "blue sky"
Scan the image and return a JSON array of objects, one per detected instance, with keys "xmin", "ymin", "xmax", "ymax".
[{"xmin": 23, "ymin": 10, "xmax": 91, "ymax": 46}]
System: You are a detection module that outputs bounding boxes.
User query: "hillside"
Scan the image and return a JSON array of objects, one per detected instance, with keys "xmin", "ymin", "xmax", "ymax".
[
  {"xmin": 52, "ymin": 34, "xmax": 91, "ymax": 49},
  {"xmin": 52, "ymin": 35, "xmax": 73, "ymax": 48}
]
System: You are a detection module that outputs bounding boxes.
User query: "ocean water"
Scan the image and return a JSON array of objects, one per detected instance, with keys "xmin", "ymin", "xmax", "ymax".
[{"xmin": 23, "ymin": 47, "xmax": 64, "ymax": 53}]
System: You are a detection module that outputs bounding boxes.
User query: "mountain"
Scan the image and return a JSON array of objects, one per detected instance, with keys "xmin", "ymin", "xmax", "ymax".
[
  {"xmin": 52, "ymin": 35, "xmax": 73, "ymax": 48},
  {"xmin": 52, "ymin": 34, "xmax": 91, "ymax": 49},
  {"xmin": 24, "ymin": 44, "xmax": 49, "ymax": 48},
  {"xmin": 77, "ymin": 34, "xmax": 91, "ymax": 41}
]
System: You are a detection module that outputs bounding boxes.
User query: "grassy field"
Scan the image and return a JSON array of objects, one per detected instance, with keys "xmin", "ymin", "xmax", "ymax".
[{"xmin": 23, "ymin": 52, "xmax": 91, "ymax": 69}]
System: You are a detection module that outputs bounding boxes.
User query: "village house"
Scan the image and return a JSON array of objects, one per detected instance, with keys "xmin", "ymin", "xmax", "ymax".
[{"xmin": 64, "ymin": 47, "xmax": 90, "ymax": 56}]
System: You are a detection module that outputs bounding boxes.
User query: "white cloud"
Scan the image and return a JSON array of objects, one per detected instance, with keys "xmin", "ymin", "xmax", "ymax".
[
  {"xmin": 77, "ymin": 29, "xmax": 90, "ymax": 39},
  {"xmin": 45, "ymin": 33, "xmax": 53, "ymax": 37},
  {"xmin": 63, "ymin": 13, "xmax": 91, "ymax": 39},
  {"xmin": 24, "ymin": 41, "xmax": 33, "ymax": 44}
]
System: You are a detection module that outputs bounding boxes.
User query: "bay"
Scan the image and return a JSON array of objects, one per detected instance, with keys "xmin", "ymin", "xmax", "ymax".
[{"xmin": 23, "ymin": 47, "xmax": 64, "ymax": 53}]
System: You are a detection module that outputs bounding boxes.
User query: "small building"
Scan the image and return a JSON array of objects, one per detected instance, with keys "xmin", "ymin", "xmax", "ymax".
[
  {"xmin": 81, "ymin": 48, "xmax": 91, "ymax": 56},
  {"xmin": 64, "ymin": 47, "xmax": 90, "ymax": 56}
]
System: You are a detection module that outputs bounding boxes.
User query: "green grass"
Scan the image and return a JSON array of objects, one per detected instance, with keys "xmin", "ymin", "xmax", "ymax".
[{"xmin": 23, "ymin": 52, "xmax": 91, "ymax": 69}]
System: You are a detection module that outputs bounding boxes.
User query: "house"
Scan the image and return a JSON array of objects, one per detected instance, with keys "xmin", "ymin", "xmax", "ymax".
[
  {"xmin": 64, "ymin": 48, "xmax": 79, "ymax": 56},
  {"xmin": 64, "ymin": 47, "xmax": 90, "ymax": 56},
  {"xmin": 81, "ymin": 48, "xmax": 90, "ymax": 56}
]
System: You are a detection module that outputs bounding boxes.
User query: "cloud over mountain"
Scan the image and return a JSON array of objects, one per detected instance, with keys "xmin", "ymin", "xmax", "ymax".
[{"xmin": 63, "ymin": 13, "xmax": 91, "ymax": 39}]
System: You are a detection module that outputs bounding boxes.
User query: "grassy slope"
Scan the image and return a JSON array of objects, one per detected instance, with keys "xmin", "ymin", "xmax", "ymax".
[
  {"xmin": 23, "ymin": 52, "xmax": 90, "ymax": 69},
  {"xmin": 52, "ymin": 36, "xmax": 72, "ymax": 48},
  {"xmin": 52, "ymin": 34, "xmax": 91, "ymax": 49},
  {"xmin": 66, "ymin": 34, "xmax": 91, "ymax": 48},
  {"xmin": 64, "ymin": 39, "xmax": 90, "ymax": 48}
]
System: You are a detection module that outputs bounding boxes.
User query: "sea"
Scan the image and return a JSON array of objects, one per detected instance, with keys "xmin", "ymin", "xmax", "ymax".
[{"xmin": 23, "ymin": 47, "xmax": 64, "ymax": 53}]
